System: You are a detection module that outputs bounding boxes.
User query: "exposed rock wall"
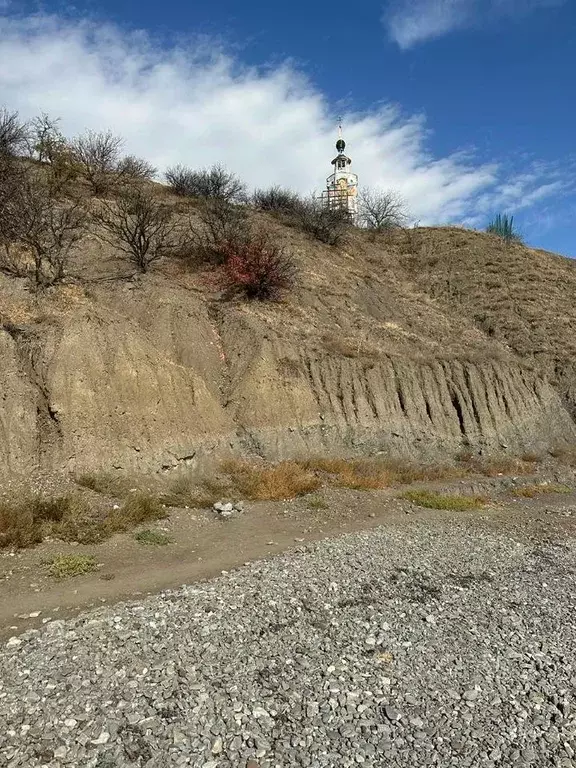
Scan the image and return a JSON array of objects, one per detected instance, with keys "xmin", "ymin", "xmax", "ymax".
[{"xmin": 1, "ymin": 304, "xmax": 573, "ymax": 479}]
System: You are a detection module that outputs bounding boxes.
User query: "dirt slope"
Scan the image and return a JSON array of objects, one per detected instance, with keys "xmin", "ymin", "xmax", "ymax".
[
  {"xmin": 1, "ymin": 218, "xmax": 575, "ymax": 479},
  {"xmin": 399, "ymin": 227, "xmax": 576, "ymax": 413}
]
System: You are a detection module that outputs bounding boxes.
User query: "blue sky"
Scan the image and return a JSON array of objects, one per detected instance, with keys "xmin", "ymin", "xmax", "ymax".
[{"xmin": 1, "ymin": 0, "xmax": 574, "ymax": 254}]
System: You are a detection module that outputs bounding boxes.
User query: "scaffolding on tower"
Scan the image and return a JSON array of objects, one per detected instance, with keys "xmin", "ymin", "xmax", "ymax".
[{"xmin": 318, "ymin": 120, "xmax": 359, "ymax": 222}]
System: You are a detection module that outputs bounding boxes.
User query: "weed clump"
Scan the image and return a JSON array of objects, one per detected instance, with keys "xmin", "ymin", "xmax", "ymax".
[
  {"xmin": 105, "ymin": 493, "xmax": 167, "ymax": 533},
  {"xmin": 45, "ymin": 553, "xmax": 97, "ymax": 579},
  {"xmin": 134, "ymin": 529, "xmax": 171, "ymax": 546}
]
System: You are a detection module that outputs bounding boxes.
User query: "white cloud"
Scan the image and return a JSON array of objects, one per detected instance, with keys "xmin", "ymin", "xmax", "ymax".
[
  {"xmin": 385, "ymin": 0, "xmax": 565, "ymax": 48},
  {"xmin": 0, "ymin": 11, "xmax": 568, "ymax": 225}
]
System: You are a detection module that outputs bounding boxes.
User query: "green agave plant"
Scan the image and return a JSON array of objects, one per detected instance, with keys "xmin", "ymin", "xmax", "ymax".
[{"xmin": 486, "ymin": 213, "xmax": 523, "ymax": 244}]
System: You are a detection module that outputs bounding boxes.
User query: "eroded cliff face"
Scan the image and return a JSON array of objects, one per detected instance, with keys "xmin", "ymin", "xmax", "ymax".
[
  {"xmin": 217, "ymin": 314, "xmax": 575, "ymax": 461},
  {"xmin": 1, "ymin": 246, "xmax": 574, "ymax": 479}
]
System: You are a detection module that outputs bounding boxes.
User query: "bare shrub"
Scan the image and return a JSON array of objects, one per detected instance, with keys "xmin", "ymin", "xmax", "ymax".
[
  {"xmin": 165, "ymin": 165, "xmax": 195, "ymax": 196},
  {"xmin": 165, "ymin": 163, "xmax": 246, "ymax": 202},
  {"xmin": 117, "ymin": 155, "xmax": 158, "ymax": 182},
  {"xmin": 188, "ymin": 198, "xmax": 250, "ymax": 264},
  {"xmin": 0, "ymin": 107, "xmax": 29, "ymax": 156},
  {"xmin": 292, "ymin": 198, "xmax": 350, "ymax": 245},
  {"xmin": 358, "ymin": 187, "xmax": 407, "ymax": 231},
  {"xmin": 0, "ymin": 156, "xmax": 28, "ymax": 275},
  {"xmin": 71, "ymin": 129, "xmax": 124, "ymax": 194},
  {"xmin": 252, "ymin": 186, "xmax": 303, "ymax": 215},
  {"xmin": 218, "ymin": 233, "xmax": 297, "ymax": 301},
  {"xmin": 0, "ymin": 164, "xmax": 86, "ymax": 285},
  {"xmin": 0, "ymin": 494, "xmax": 86, "ymax": 549},
  {"xmin": 92, "ymin": 185, "xmax": 178, "ymax": 273}
]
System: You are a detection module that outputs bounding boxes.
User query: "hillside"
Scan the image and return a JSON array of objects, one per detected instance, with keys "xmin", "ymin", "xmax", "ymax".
[
  {"xmin": 398, "ymin": 227, "xmax": 576, "ymax": 414},
  {"xmin": 1, "ymin": 200, "xmax": 575, "ymax": 480}
]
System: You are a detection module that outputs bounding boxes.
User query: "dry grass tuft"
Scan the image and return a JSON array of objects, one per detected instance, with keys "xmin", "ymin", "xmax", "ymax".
[
  {"xmin": 158, "ymin": 473, "xmax": 229, "ymax": 509},
  {"xmin": 302, "ymin": 458, "xmax": 393, "ymax": 490},
  {"xmin": 0, "ymin": 494, "xmax": 88, "ymax": 549},
  {"xmin": 302, "ymin": 457, "xmax": 463, "ymax": 491},
  {"xmin": 105, "ymin": 493, "xmax": 167, "ymax": 533},
  {"xmin": 512, "ymin": 483, "xmax": 571, "ymax": 498},
  {"xmin": 76, "ymin": 471, "xmax": 138, "ymax": 497},
  {"xmin": 402, "ymin": 490, "xmax": 486, "ymax": 511},
  {"xmin": 222, "ymin": 459, "xmax": 321, "ymax": 500},
  {"xmin": 457, "ymin": 454, "xmax": 536, "ymax": 477}
]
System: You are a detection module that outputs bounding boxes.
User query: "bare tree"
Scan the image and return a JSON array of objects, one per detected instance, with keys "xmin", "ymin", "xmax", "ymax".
[
  {"xmin": 0, "ymin": 163, "xmax": 87, "ymax": 285},
  {"xmin": 358, "ymin": 187, "xmax": 407, "ymax": 231},
  {"xmin": 92, "ymin": 186, "xmax": 177, "ymax": 273},
  {"xmin": 31, "ymin": 113, "xmax": 64, "ymax": 162},
  {"xmin": 30, "ymin": 113, "xmax": 79, "ymax": 193},
  {"xmin": 0, "ymin": 107, "xmax": 29, "ymax": 156},
  {"xmin": 71, "ymin": 129, "xmax": 124, "ymax": 194},
  {"xmin": 117, "ymin": 155, "xmax": 158, "ymax": 182},
  {"xmin": 165, "ymin": 163, "xmax": 247, "ymax": 202}
]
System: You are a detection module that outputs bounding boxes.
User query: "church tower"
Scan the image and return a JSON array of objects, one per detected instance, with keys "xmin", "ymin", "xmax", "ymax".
[{"xmin": 320, "ymin": 120, "xmax": 359, "ymax": 221}]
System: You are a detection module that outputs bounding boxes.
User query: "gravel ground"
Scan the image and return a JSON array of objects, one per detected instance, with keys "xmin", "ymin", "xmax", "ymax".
[{"xmin": 2, "ymin": 518, "xmax": 576, "ymax": 768}]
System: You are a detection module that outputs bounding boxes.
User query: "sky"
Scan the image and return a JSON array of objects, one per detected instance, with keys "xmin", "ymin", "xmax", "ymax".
[{"xmin": 0, "ymin": 0, "xmax": 574, "ymax": 255}]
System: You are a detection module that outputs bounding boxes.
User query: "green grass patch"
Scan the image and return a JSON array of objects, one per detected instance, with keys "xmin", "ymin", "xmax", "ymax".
[
  {"xmin": 45, "ymin": 553, "xmax": 98, "ymax": 579},
  {"xmin": 134, "ymin": 529, "xmax": 171, "ymax": 546},
  {"xmin": 402, "ymin": 490, "xmax": 486, "ymax": 511}
]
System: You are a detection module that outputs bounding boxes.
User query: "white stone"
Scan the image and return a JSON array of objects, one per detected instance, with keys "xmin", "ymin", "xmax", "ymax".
[{"xmin": 91, "ymin": 731, "xmax": 110, "ymax": 745}]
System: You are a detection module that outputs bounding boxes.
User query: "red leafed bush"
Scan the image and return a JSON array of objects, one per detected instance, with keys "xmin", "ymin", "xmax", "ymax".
[{"xmin": 219, "ymin": 235, "xmax": 297, "ymax": 301}]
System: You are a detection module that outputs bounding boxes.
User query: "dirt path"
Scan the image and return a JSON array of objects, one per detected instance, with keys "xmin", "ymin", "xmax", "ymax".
[{"xmin": 2, "ymin": 479, "xmax": 575, "ymax": 641}]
